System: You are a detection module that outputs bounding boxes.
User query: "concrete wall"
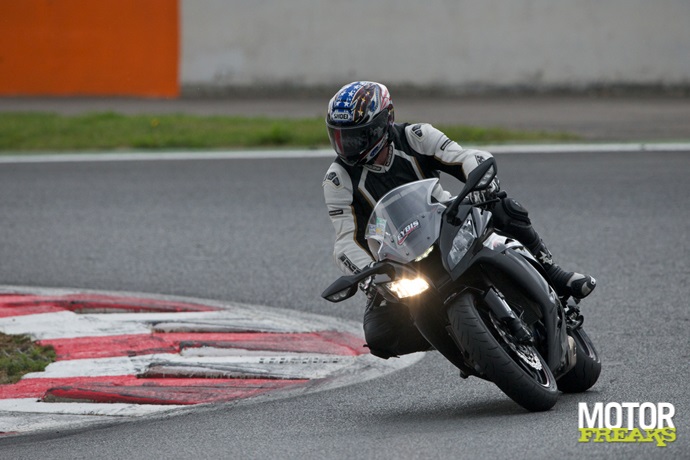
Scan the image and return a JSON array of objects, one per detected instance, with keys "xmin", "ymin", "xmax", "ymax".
[{"xmin": 181, "ymin": 0, "xmax": 690, "ymax": 94}]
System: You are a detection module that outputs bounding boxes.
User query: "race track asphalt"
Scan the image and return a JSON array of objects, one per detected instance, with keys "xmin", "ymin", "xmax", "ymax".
[{"xmin": 0, "ymin": 149, "xmax": 688, "ymax": 459}]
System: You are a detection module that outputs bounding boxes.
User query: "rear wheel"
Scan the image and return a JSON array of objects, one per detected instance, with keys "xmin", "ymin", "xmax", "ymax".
[
  {"xmin": 447, "ymin": 291, "xmax": 558, "ymax": 412},
  {"xmin": 557, "ymin": 327, "xmax": 601, "ymax": 393}
]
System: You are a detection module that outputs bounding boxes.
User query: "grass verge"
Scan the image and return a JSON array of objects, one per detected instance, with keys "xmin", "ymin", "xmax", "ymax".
[
  {"xmin": 0, "ymin": 332, "xmax": 56, "ymax": 385},
  {"xmin": 0, "ymin": 112, "xmax": 578, "ymax": 152}
]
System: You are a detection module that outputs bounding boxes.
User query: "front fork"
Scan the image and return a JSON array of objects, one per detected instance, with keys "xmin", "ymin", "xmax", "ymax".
[{"xmin": 481, "ymin": 288, "xmax": 534, "ymax": 344}]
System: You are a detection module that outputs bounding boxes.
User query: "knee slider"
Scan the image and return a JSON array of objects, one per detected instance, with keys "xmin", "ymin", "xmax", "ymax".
[
  {"xmin": 363, "ymin": 333, "xmax": 399, "ymax": 359},
  {"xmin": 499, "ymin": 197, "xmax": 531, "ymax": 226},
  {"xmin": 363, "ymin": 308, "xmax": 400, "ymax": 359},
  {"xmin": 365, "ymin": 344, "xmax": 397, "ymax": 360}
]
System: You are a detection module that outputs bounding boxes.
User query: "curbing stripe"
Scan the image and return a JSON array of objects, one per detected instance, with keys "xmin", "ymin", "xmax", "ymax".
[
  {"xmin": 43, "ymin": 378, "xmax": 310, "ymax": 405},
  {"xmin": 42, "ymin": 331, "xmax": 366, "ymax": 361},
  {"xmin": 0, "ymin": 398, "xmax": 184, "ymax": 416},
  {"xmin": 0, "ymin": 286, "xmax": 423, "ymax": 436}
]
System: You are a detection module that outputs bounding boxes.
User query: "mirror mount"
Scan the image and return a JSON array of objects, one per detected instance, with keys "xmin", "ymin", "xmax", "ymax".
[{"xmin": 321, "ymin": 262, "xmax": 395, "ymax": 303}]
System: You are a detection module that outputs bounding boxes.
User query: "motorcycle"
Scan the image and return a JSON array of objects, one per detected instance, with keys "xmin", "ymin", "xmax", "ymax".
[{"xmin": 322, "ymin": 158, "xmax": 601, "ymax": 412}]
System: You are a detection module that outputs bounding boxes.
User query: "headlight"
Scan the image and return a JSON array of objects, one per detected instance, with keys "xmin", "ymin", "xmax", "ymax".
[
  {"xmin": 448, "ymin": 214, "xmax": 477, "ymax": 268},
  {"xmin": 387, "ymin": 277, "xmax": 430, "ymax": 298}
]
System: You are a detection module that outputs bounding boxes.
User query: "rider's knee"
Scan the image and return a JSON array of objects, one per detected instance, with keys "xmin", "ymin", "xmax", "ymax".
[
  {"xmin": 363, "ymin": 308, "xmax": 401, "ymax": 359},
  {"xmin": 494, "ymin": 196, "xmax": 531, "ymax": 228},
  {"xmin": 363, "ymin": 300, "xmax": 432, "ymax": 359}
]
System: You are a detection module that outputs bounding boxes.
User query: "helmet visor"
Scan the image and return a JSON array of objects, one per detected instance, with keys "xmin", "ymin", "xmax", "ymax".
[{"xmin": 327, "ymin": 109, "xmax": 389, "ymax": 165}]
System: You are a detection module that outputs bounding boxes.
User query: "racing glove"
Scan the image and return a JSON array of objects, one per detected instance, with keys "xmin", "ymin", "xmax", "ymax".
[{"xmin": 468, "ymin": 178, "xmax": 501, "ymax": 204}]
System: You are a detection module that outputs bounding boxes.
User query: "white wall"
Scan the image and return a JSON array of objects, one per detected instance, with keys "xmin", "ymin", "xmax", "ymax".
[{"xmin": 180, "ymin": 0, "xmax": 690, "ymax": 93}]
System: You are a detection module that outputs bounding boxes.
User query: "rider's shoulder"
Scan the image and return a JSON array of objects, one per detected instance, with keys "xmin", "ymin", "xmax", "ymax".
[
  {"xmin": 403, "ymin": 123, "xmax": 446, "ymax": 152},
  {"xmin": 323, "ymin": 162, "xmax": 351, "ymax": 191}
]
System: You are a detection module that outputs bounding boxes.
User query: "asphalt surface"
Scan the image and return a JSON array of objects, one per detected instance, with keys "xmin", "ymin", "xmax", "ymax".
[
  {"xmin": 3, "ymin": 94, "xmax": 690, "ymax": 142},
  {"xmin": 0, "ymin": 149, "xmax": 689, "ymax": 459}
]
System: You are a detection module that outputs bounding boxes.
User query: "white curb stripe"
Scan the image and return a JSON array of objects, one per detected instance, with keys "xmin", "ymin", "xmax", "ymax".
[
  {"xmin": 24, "ymin": 352, "xmax": 356, "ymax": 380},
  {"xmin": 0, "ymin": 399, "xmax": 183, "ymax": 434},
  {"xmin": 23, "ymin": 355, "xmax": 143, "ymax": 379},
  {"xmin": 0, "ymin": 398, "xmax": 183, "ymax": 417},
  {"xmin": 0, "ymin": 311, "xmax": 150, "ymax": 340},
  {"xmin": 0, "ymin": 413, "xmax": 120, "ymax": 435},
  {"xmin": 0, "ymin": 310, "xmax": 333, "ymax": 341}
]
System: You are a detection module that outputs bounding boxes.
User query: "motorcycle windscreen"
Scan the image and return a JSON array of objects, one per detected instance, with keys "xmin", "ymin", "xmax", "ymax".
[{"xmin": 365, "ymin": 178, "xmax": 446, "ymax": 264}]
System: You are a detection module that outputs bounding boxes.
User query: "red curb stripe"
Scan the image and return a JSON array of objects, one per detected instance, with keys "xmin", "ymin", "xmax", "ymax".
[
  {"xmin": 0, "ymin": 376, "xmax": 135, "ymax": 399},
  {"xmin": 168, "ymin": 331, "xmax": 367, "ymax": 356},
  {"xmin": 38, "ymin": 331, "xmax": 367, "ymax": 361},
  {"xmin": 0, "ymin": 304, "xmax": 65, "ymax": 318},
  {"xmin": 0, "ymin": 294, "xmax": 218, "ymax": 316},
  {"xmin": 43, "ymin": 378, "xmax": 309, "ymax": 405},
  {"xmin": 0, "ymin": 375, "xmax": 309, "ymax": 404},
  {"xmin": 38, "ymin": 334, "xmax": 178, "ymax": 360},
  {"xmin": 313, "ymin": 331, "xmax": 368, "ymax": 355}
]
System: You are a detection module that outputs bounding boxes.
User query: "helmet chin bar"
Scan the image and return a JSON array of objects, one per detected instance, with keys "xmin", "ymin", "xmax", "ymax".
[
  {"xmin": 371, "ymin": 142, "xmax": 392, "ymax": 165},
  {"xmin": 361, "ymin": 135, "xmax": 390, "ymax": 165}
]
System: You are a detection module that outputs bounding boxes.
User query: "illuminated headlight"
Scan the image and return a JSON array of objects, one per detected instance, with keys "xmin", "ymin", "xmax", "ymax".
[
  {"xmin": 387, "ymin": 278, "xmax": 430, "ymax": 298},
  {"xmin": 448, "ymin": 214, "xmax": 477, "ymax": 268}
]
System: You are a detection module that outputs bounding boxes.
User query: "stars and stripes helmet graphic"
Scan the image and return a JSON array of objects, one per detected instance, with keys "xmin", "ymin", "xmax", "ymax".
[{"xmin": 326, "ymin": 81, "xmax": 394, "ymax": 166}]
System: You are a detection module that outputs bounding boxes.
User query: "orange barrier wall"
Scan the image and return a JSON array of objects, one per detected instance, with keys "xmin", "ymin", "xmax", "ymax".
[{"xmin": 0, "ymin": 0, "xmax": 179, "ymax": 97}]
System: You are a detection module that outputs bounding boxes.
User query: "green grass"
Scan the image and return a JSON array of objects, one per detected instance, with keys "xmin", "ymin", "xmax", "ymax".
[
  {"xmin": 0, "ymin": 112, "xmax": 578, "ymax": 152},
  {"xmin": 0, "ymin": 333, "xmax": 56, "ymax": 385}
]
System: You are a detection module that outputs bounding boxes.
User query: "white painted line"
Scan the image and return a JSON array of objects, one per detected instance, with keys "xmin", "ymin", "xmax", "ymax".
[
  {"xmin": 0, "ymin": 413, "xmax": 112, "ymax": 434},
  {"xmin": 483, "ymin": 142, "xmax": 690, "ymax": 154},
  {"xmin": 0, "ymin": 398, "xmax": 183, "ymax": 417},
  {"xmin": 0, "ymin": 400, "xmax": 182, "ymax": 435},
  {"xmin": 0, "ymin": 149, "xmax": 335, "ymax": 163},
  {"xmin": 0, "ymin": 143, "xmax": 688, "ymax": 163}
]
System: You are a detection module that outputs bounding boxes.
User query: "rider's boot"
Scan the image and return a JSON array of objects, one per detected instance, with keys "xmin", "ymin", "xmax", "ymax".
[{"xmin": 527, "ymin": 239, "xmax": 597, "ymax": 299}]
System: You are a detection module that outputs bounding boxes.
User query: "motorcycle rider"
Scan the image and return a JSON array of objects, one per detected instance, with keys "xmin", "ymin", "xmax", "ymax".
[{"xmin": 322, "ymin": 81, "xmax": 596, "ymax": 359}]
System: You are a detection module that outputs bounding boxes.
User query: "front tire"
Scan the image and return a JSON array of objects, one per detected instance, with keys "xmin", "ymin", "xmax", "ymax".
[{"xmin": 447, "ymin": 291, "xmax": 558, "ymax": 412}]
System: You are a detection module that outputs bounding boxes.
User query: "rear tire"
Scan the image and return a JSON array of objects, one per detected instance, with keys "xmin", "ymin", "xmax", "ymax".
[
  {"xmin": 447, "ymin": 291, "xmax": 558, "ymax": 412},
  {"xmin": 557, "ymin": 327, "xmax": 601, "ymax": 393}
]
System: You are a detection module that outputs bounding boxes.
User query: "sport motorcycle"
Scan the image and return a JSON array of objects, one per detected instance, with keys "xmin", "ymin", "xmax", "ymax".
[{"xmin": 322, "ymin": 158, "xmax": 601, "ymax": 411}]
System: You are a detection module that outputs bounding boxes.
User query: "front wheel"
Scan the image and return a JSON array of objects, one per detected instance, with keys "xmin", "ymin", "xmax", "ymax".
[{"xmin": 447, "ymin": 291, "xmax": 558, "ymax": 412}]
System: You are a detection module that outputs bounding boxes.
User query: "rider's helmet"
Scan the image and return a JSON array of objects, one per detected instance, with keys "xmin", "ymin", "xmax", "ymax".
[{"xmin": 326, "ymin": 81, "xmax": 394, "ymax": 166}]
